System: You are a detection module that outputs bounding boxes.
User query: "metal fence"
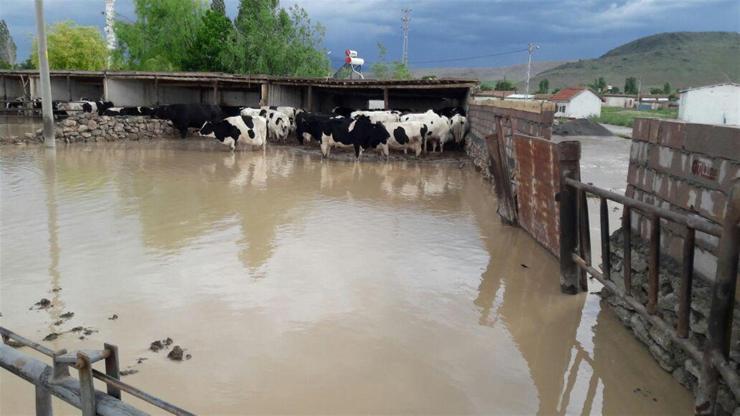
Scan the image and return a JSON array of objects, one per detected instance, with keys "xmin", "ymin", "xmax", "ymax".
[
  {"xmin": 0, "ymin": 327, "xmax": 194, "ymax": 416},
  {"xmin": 558, "ymin": 172, "xmax": 740, "ymax": 415}
]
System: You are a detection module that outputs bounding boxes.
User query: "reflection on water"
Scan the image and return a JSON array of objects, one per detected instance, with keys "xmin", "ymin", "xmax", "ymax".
[
  {"xmin": 1, "ymin": 141, "xmax": 692, "ymax": 415},
  {"xmin": 0, "ymin": 115, "xmax": 42, "ymax": 138}
]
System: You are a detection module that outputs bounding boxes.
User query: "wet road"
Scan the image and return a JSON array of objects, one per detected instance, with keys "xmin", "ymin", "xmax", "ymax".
[{"xmin": 1, "ymin": 140, "xmax": 691, "ymax": 414}]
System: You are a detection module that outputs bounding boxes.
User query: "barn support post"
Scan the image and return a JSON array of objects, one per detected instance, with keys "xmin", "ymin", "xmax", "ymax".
[
  {"xmin": 34, "ymin": 0, "xmax": 55, "ymax": 147},
  {"xmin": 260, "ymin": 82, "xmax": 269, "ymax": 107},
  {"xmin": 103, "ymin": 74, "xmax": 109, "ymax": 101},
  {"xmin": 66, "ymin": 75, "xmax": 72, "ymax": 101},
  {"xmin": 306, "ymin": 86, "xmax": 314, "ymax": 112},
  {"xmin": 35, "ymin": 385, "xmax": 52, "ymax": 416},
  {"xmin": 557, "ymin": 140, "xmax": 582, "ymax": 294},
  {"xmin": 154, "ymin": 76, "xmax": 159, "ymax": 106},
  {"xmin": 383, "ymin": 88, "xmax": 389, "ymax": 110},
  {"xmin": 2, "ymin": 75, "xmax": 7, "ymax": 102},
  {"xmin": 212, "ymin": 81, "xmax": 219, "ymax": 105}
]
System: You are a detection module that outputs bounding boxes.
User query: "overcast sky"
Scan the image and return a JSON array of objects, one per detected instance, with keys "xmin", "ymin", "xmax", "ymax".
[{"xmin": 2, "ymin": 0, "xmax": 739, "ymax": 68}]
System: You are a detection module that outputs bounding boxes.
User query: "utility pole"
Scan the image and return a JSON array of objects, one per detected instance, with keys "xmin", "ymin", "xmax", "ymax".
[
  {"xmin": 401, "ymin": 8, "xmax": 411, "ymax": 66},
  {"xmin": 525, "ymin": 42, "xmax": 540, "ymax": 97},
  {"xmin": 35, "ymin": 0, "xmax": 55, "ymax": 147}
]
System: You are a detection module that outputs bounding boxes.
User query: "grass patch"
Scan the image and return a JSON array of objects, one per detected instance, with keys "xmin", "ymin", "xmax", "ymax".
[{"xmin": 592, "ymin": 107, "xmax": 677, "ymax": 127}]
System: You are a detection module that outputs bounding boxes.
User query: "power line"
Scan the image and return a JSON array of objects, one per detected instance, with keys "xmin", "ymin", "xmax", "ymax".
[{"xmin": 407, "ymin": 48, "xmax": 528, "ymax": 65}]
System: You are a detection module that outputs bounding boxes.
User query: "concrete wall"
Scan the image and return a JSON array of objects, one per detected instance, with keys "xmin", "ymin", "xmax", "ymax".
[
  {"xmin": 106, "ymin": 79, "xmax": 156, "ymax": 106},
  {"xmin": 626, "ymin": 118, "xmax": 740, "ymax": 280},
  {"xmin": 555, "ymin": 90, "xmax": 601, "ymax": 118},
  {"xmin": 604, "ymin": 96, "xmax": 635, "ymax": 108},
  {"xmin": 267, "ymin": 84, "xmax": 303, "ymax": 108},
  {"xmin": 28, "ymin": 77, "xmax": 103, "ymax": 101},
  {"xmin": 220, "ymin": 88, "xmax": 260, "ymax": 107},
  {"xmin": 679, "ymin": 84, "xmax": 740, "ymax": 126},
  {"xmin": 0, "ymin": 76, "xmax": 26, "ymax": 99}
]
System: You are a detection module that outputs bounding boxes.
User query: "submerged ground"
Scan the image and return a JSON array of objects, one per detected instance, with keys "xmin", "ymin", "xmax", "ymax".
[{"xmin": 0, "ymin": 133, "xmax": 691, "ymax": 414}]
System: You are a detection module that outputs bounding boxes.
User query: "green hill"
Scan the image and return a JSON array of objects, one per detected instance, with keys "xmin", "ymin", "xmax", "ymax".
[{"xmin": 530, "ymin": 32, "xmax": 740, "ymax": 91}]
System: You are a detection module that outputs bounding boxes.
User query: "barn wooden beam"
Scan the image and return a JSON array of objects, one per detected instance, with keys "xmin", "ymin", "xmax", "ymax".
[
  {"xmin": 383, "ymin": 88, "xmax": 389, "ymax": 110},
  {"xmin": 260, "ymin": 82, "xmax": 269, "ymax": 106}
]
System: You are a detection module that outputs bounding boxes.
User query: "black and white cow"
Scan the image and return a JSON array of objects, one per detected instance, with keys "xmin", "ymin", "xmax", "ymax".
[
  {"xmin": 436, "ymin": 106, "xmax": 466, "ymax": 118},
  {"xmin": 449, "ymin": 113, "xmax": 468, "ymax": 143},
  {"xmin": 350, "ymin": 110, "xmax": 401, "ymax": 123},
  {"xmin": 401, "ymin": 110, "xmax": 452, "ymax": 152},
  {"xmin": 152, "ymin": 104, "xmax": 224, "ymax": 138},
  {"xmin": 318, "ymin": 116, "xmax": 390, "ymax": 160},
  {"xmin": 331, "ymin": 106, "xmax": 354, "ymax": 118},
  {"xmin": 380, "ymin": 121, "xmax": 429, "ymax": 157},
  {"xmin": 103, "ymin": 106, "xmax": 154, "ymax": 116},
  {"xmin": 199, "ymin": 115, "xmax": 267, "ymax": 151},
  {"xmin": 57, "ymin": 100, "xmax": 114, "ymax": 116},
  {"xmin": 241, "ymin": 108, "xmax": 289, "ymax": 142},
  {"xmin": 263, "ymin": 106, "xmax": 302, "ymax": 134}
]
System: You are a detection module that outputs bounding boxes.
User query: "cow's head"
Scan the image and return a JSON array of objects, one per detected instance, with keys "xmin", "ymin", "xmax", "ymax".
[{"xmin": 199, "ymin": 121, "xmax": 216, "ymax": 138}]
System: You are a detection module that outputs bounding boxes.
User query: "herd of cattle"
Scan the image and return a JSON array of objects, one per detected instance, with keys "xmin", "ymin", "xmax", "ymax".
[{"xmin": 6, "ymin": 98, "xmax": 469, "ymax": 159}]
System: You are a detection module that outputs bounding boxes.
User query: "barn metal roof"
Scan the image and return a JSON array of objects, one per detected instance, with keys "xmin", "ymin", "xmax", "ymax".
[{"xmin": 0, "ymin": 70, "xmax": 477, "ymax": 89}]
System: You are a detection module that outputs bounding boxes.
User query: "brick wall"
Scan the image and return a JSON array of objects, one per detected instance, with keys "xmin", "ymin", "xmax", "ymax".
[{"xmin": 626, "ymin": 118, "xmax": 740, "ymax": 280}]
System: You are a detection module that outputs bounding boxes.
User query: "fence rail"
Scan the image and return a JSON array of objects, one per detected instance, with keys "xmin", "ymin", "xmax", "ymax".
[
  {"xmin": 558, "ymin": 175, "xmax": 740, "ymax": 415},
  {"xmin": 0, "ymin": 326, "xmax": 194, "ymax": 416}
]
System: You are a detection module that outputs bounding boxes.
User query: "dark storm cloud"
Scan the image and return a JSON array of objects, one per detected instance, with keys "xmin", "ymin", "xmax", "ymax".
[{"xmin": 2, "ymin": 0, "xmax": 738, "ymax": 68}]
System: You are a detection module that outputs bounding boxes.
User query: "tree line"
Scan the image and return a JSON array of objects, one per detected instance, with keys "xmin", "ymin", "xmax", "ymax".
[{"xmin": 4, "ymin": 0, "xmax": 331, "ymax": 77}]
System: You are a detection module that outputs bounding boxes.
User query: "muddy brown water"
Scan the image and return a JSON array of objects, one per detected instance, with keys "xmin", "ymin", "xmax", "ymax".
[{"xmin": 1, "ymin": 138, "xmax": 692, "ymax": 414}]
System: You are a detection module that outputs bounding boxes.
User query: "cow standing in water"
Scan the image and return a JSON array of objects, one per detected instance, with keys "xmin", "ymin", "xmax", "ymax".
[
  {"xmin": 152, "ymin": 104, "xmax": 224, "ymax": 138},
  {"xmin": 199, "ymin": 115, "xmax": 267, "ymax": 151}
]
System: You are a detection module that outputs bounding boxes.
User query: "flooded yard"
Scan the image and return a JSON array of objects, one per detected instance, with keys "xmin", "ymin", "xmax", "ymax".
[{"xmin": 1, "ymin": 139, "xmax": 692, "ymax": 414}]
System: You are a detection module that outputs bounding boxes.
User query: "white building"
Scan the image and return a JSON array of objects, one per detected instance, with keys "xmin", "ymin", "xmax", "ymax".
[
  {"xmin": 603, "ymin": 94, "xmax": 636, "ymax": 108},
  {"xmin": 550, "ymin": 87, "xmax": 602, "ymax": 118},
  {"xmin": 678, "ymin": 83, "xmax": 740, "ymax": 126}
]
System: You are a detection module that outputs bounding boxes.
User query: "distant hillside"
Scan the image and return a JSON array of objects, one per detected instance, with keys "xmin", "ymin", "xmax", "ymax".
[
  {"xmin": 412, "ymin": 61, "xmax": 565, "ymax": 82},
  {"xmin": 530, "ymin": 32, "xmax": 740, "ymax": 91}
]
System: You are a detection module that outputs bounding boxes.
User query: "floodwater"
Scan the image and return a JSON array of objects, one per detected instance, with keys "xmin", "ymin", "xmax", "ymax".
[
  {"xmin": 1, "ymin": 138, "xmax": 692, "ymax": 415},
  {"xmin": 0, "ymin": 115, "xmax": 42, "ymax": 138}
]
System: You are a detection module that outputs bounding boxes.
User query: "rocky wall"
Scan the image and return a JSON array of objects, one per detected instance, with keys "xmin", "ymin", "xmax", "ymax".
[
  {"xmin": 602, "ymin": 230, "xmax": 740, "ymax": 415},
  {"xmin": 0, "ymin": 113, "xmax": 175, "ymax": 145}
]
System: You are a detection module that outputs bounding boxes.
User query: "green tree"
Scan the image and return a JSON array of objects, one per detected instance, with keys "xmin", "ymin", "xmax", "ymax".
[
  {"xmin": 649, "ymin": 87, "xmax": 664, "ymax": 94},
  {"xmin": 371, "ymin": 42, "xmax": 410, "ymax": 80},
  {"xmin": 31, "ymin": 21, "xmax": 107, "ymax": 70},
  {"xmin": 609, "ymin": 86, "xmax": 620, "ymax": 93},
  {"xmin": 211, "ymin": 0, "xmax": 225, "ymax": 14},
  {"xmin": 589, "ymin": 76, "xmax": 607, "ymax": 93},
  {"xmin": 537, "ymin": 78, "xmax": 549, "ymax": 94},
  {"xmin": 183, "ymin": 9, "xmax": 235, "ymax": 71},
  {"xmin": 234, "ymin": 0, "xmax": 328, "ymax": 76},
  {"xmin": 663, "ymin": 82, "xmax": 671, "ymax": 95},
  {"xmin": 494, "ymin": 79, "xmax": 515, "ymax": 91},
  {"xmin": 113, "ymin": 0, "xmax": 207, "ymax": 71},
  {"xmin": 624, "ymin": 77, "xmax": 638, "ymax": 95}
]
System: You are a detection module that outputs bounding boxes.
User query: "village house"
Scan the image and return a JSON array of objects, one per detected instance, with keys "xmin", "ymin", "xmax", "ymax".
[
  {"xmin": 550, "ymin": 87, "xmax": 602, "ymax": 118},
  {"xmin": 603, "ymin": 93, "xmax": 636, "ymax": 108},
  {"xmin": 678, "ymin": 83, "xmax": 740, "ymax": 126}
]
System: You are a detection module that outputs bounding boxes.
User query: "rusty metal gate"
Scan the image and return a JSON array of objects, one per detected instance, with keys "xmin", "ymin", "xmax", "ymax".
[
  {"xmin": 558, "ymin": 173, "xmax": 740, "ymax": 415},
  {"xmin": 0, "ymin": 327, "xmax": 194, "ymax": 416}
]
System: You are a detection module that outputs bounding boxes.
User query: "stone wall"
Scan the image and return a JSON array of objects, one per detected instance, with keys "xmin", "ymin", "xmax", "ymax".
[
  {"xmin": 0, "ymin": 113, "xmax": 175, "ymax": 145},
  {"xmin": 626, "ymin": 118, "xmax": 740, "ymax": 279},
  {"xmin": 602, "ymin": 231, "xmax": 740, "ymax": 415}
]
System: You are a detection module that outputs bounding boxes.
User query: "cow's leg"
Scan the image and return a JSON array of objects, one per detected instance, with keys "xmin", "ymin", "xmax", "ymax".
[
  {"xmin": 177, "ymin": 123, "xmax": 188, "ymax": 139},
  {"xmin": 354, "ymin": 144, "xmax": 362, "ymax": 161},
  {"xmin": 440, "ymin": 141, "xmax": 445, "ymax": 153}
]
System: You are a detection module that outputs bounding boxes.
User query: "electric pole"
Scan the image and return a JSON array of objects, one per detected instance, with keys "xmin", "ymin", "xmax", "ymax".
[
  {"xmin": 35, "ymin": 0, "xmax": 55, "ymax": 147},
  {"xmin": 401, "ymin": 8, "xmax": 411, "ymax": 66},
  {"xmin": 525, "ymin": 42, "xmax": 540, "ymax": 97}
]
